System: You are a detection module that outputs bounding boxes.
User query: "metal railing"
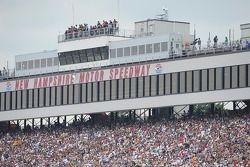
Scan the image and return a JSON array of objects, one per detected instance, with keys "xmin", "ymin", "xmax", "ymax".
[{"xmin": 58, "ymin": 28, "xmax": 135, "ymax": 43}]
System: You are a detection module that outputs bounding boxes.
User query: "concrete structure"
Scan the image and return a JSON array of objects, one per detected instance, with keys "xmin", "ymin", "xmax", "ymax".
[
  {"xmin": 135, "ymin": 19, "xmax": 190, "ymax": 46},
  {"xmin": 240, "ymin": 23, "xmax": 250, "ymax": 47}
]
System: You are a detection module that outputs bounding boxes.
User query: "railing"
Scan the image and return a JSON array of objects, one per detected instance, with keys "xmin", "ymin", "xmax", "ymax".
[
  {"xmin": 0, "ymin": 68, "xmax": 15, "ymax": 80},
  {"xmin": 58, "ymin": 28, "xmax": 135, "ymax": 43}
]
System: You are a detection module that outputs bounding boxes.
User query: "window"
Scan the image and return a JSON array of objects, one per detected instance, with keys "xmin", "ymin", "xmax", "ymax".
[
  {"xmin": 193, "ymin": 70, "xmax": 200, "ymax": 92},
  {"xmin": 74, "ymin": 84, "xmax": 80, "ymax": 104},
  {"xmin": 80, "ymin": 50, "xmax": 87, "ymax": 63},
  {"xmin": 131, "ymin": 78, "xmax": 137, "ymax": 98},
  {"xmin": 28, "ymin": 60, "xmax": 34, "ymax": 69},
  {"xmin": 151, "ymin": 75, "xmax": 157, "ymax": 96},
  {"xmin": 171, "ymin": 73, "xmax": 179, "ymax": 94},
  {"xmin": 16, "ymin": 62, "xmax": 22, "ymax": 71},
  {"xmin": 16, "ymin": 91, "xmax": 21, "ymax": 109},
  {"xmin": 50, "ymin": 87, "xmax": 56, "ymax": 106},
  {"xmin": 201, "ymin": 69, "xmax": 208, "ymax": 91},
  {"xmin": 110, "ymin": 49, "xmax": 116, "ymax": 58},
  {"xmin": 94, "ymin": 48, "xmax": 102, "ymax": 61},
  {"xmin": 111, "ymin": 80, "xmax": 117, "ymax": 100},
  {"xmin": 118, "ymin": 79, "xmax": 124, "ymax": 99},
  {"xmin": 5, "ymin": 92, "xmax": 11, "ymax": 110},
  {"xmin": 82, "ymin": 84, "xmax": 87, "ymax": 103},
  {"xmin": 165, "ymin": 74, "xmax": 171, "ymax": 94},
  {"xmin": 87, "ymin": 49, "xmax": 94, "ymax": 62},
  {"xmin": 124, "ymin": 47, "xmax": 130, "ymax": 56},
  {"xmin": 22, "ymin": 61, "xmax": 28, "ymax": 70},
  {"xmin": 248, "ymin": 65, "xmax": 250, "ymax": 87},
  {"xmin": 158, "ymin": 74, "xmax": 164, "ymax": 95},
  {"xmin": 35, "ymin": 59, "xmax": 40, "ymax": 68},
  {"xmin": 45, "ymin": 88, "xmax": 50, "ymax": 106},
  {"xmin": 161, "ymin": 42, "xmax": 168, "ymax": 52},
  {"xmin": 56, "ymin": 86, "xmax": 62, "ymax": 105},
  {"xmin": 154, "ymin": 43, "xmax": 160, "ymax": 53},
  {"xmin": 92, "ymin": 82, "xmax": 98, "ymax": 102},
  {"xmin": 22, "ymin": 90, "xmax": 27, "ymax": 109},
  {"xmin": 144, "ymin": 76, "xmax": 150, "ymax": 97},
  {"xmin": 208, "ymin": 69, "xmax": 215, "ymax": 91},
  {"xmin": 138, "ymin": 77, "xmax": 144, "ymax": 97},
  {"xmin": 99, "ymin": 81, "xmax": 105, "ymax": 101},
  {"xmin": 53, "ymin": 57, "xmax": 59, "ymax": 66},
  {"xmin": 224, "ymin": 67, "xmax": 231, "ymax": 89},
  {"xmin": 0, "ymin": 93, "xmax": 5, "ymax": 111},
  {"xmin": 73, "ymin": 54, "xmax": 80, "ymax": 64},
  {"xmin": 59, "ymin": 56, "xmax": 66, "ymax": 65},
  {"xmin": 63, "ymin": 86, "xmax": 68, "ymax": 104},
  {"xmin": 139, "ymin": 45, "xmax": 145, "ymax": 55},
  {"xmin": 117, "ymin": 48, "xmax": 123, "ymax": 57},
  {"xmin": 66, "ymin": 54, "xmax": 73, "ymax": 64},
  {"xmin": 47, "ymin": 58, "xmax": 53, "ymax": 67},
  {"xmin": 131, "ymin": 46, "xmax": 138, "ymax": 56},
  {"xmin": 105, "ymin": 81, "xmax": 111, "ymax": 100},
  {"xmin": 39, "ymin": 88, "xmax": 44, "ymax": 107},
  {"xmin": 216, "ymin": 68, "xmax": 223, "ymax": 90},
  {"xmin": 179, "ymin": 72, "xmax": 186, "ymax": 93},
  {"xmin": 28, "ymin": 90, "xmax": 33, "ymax": 108},
  {"xmin": 11, "ymin": 91, "xmax": 16, "ymax": 110},
  {"xmin": 239, "ymin": 65, "xmax": 246, "ymax": 88},
  {"xmin": 231, "ymin": 66, "xmax": 238, "ymax": 88},
  {"xmin": 124, "ymin": 78, "xmax": 130, "ymax": 98},
  {"xmin": 146, "ymin": 44, "xmax": 153, "ymax": 54},
  {"xmin": 87, "ymin": 83, "xmax": 92, "ymax": 102},
  {"xmin": 41, "ymin": 59, "xmax": 46, "ymax": 68},
  {"xmin": 186, "ymin": 71, "xmax": 193, "ymax": 93},
  {"xmin": 100, "ymin": 47, "xmax": 108, "ymax": 60}
]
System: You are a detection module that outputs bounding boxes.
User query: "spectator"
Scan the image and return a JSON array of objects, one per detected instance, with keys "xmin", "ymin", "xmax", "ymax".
[
  {"xmin": 213, "ymin": 35, "xmax": 218, "ymax": 48},
  {"xmin": 198, "ymin": 38, "xmax": 201, "ymax": 50}
]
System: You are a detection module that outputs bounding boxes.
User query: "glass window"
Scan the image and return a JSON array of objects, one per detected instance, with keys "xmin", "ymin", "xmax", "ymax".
[
  {"xmin": 110, "ymin": 49, "xmax": 116, "ymax": 58},
  {"xmin": 239, "ymin": 65, "xmax": 246, "ymax": 88},
  {"xmin": 99, "ymin": 81, "xmax": 105, "ymax": 101},
  {"xmin": 216, "ymin": 68, "xmax": 223, "ymax": 90},
  {"xmin": 53, "ymin": 57, "xmax": 59, "ymax": 66},
  {"xmin": 171, "ymin": 73, "xmax": 179, "ymax": 94},
  {"xmin": 144, "ymin": 76, "xmax": 150, "ymax": 97},
  {"xmin": 51, "ymin": 87, "xmax": 56, "ymax": 106},
  {"xmin": 63, "ymin": 86, "xmax": 68, "ymax": 105},
  {"xmin": 186, "ymin": 71, "xmax": 193, "ymax": 93},
  {"xmin": 46, "ymin": 58, "xmax": 52, "ymax": 67},
  {"xmin": 179, "ymin": 72, "xmax": 186, "ymax": 93},
  {"xmin": 16, "ymin": 91, "xmax": 21, "ymax": 109},
  {"xmin": 165, "ymin": 74, "xmax": 171, "ymax": 94},
  {"xmin": 151, "ymin": 75, "xmax": 157, "ymax": 96},
  {"xmin": 105, "ymin": 81, "xmax": 111, "ymax": 101},
  {"xmin": 41, "ymin": 59, "xmax": 46, "ymax": 68},
  {"xmin": 0, "ymin": 93, "xmax": 5, "ymax": 111},
  {"xmin": 101, "ymin": 47, "xmax": 109, "ymax": 60},
  {"xmin": 248, "ymin": 65, "xmax": 250, "ymax": 87},
  {"xmin": 5, "ymin": 92, "xmax": 11, "ymax": 110},
  {"xmin": 193, "ymin": 70, "xmax": 200, "ymax": 92},
  {"xmin": 33, "ymin": 89, "xmax": 39, "ymax": 108},
  {"xmin": 208, "ymin": 69, "xmax": 215, "ymax": 91},
  {"xmin": 45, "ymin": 88, "xmax": 50, "ymax": 106},
  {"xmin": 56, "ymin": 86, "xmax": 62, "ymax": 105},
  {"xmin": 39, "ymin": 88, "xmax": 44, "ymax": 107},
  {"xmin": 117, "ymin": 48, "xmax": 123, "ymax": 57},
  {"xmin": 158, "ymin": 74, "xmax": 164, "ymax": 95},
  {"xmin": 139, "ymin": 45, "xmax": 145, "ymax": 55},
  {"xmin": 81, "ymin": 84, "xmax": 87, "ymax": 103},
  {"xmin": 161, "ymin": 42, "xmax": 168, "ymax": 52},
  {"xmin": 74, "ymin": 84, "xmax": 80, "ymax": 104},
  {"xmin": 80, "ymin": 50, "xmax": 87, "ymax": 63},
  {"xmin": 118, "ymin": 79, "xmax": 124, "ymax": 99},
  {"xmin": 124, "ymin": 78, "xmax": 130, "ymax": 98},
  {"xmin": 72, "ymin": 54, "xmax": 80, "ymax": 64},
  {"xmin": 87, "ymin": 83, "xmax": 92, "ymax": 102},
  {"xmin": 131, "ymin": 46, "xmax": 138, "ymax": 56},
  {"xmin": 11, "ymin": 91, "xmax": 16, "ymax": 110},
  {"xmin": 87, "ymin": 49, "xmax": 94, "ymax": 62},
  {"xmin": 28, "ymin": 89, "xmax": 33, "ymax": 108},
  {"xmin": 59, "ymin": 56, "xmax": 66, "ymax": 65},
  {"xmin": 201, "ymin": 69, "xmax": 208, "ymax": 91},
  {"xmin": 231, "ymin": 66, "xmax": 238, "ymax": 88},
  {"xmin": 154, "ymin": 43, "xmax": 160, "ymax": 53},
  {"xmin": 224, "ymin": 67, "xmax": 231, "ymax": 89},
  {"xmin": 22, "ymin": 90, "xmax": 27, "ymax": 109},
  {"xmin": 16, "ymin": 62, "xmax": 22, "ymax": 70},
  {"xmin": 66, "ymin": 54, "xmax": 73, "ymax": 64},
  {"xmin": 111, "ymin": 80, "xmax": 117, "ymax": 100},
  {"xmin": 124, "ymin": 47, "xmax": 130, "ymax": 56},
  {"xmin": 35, "ymin": 59, "xmax": 40, "ymax": 68},
  {"xmin": 28, "ymin": 60, "xmax": 34, "ymax": 69},
  {"xmin": 22, "ymin": 61, "xmax": 28, "ymax": 70},
  {"xmin": 146, "ymin": 44, "xmax": 153, "ymax": 54},
  {"xmin": 131, "ymin": 78, "xmax": 137, "ymax": 98},
  {"xmin": 94, "ymin": 48, "xmax": 102, "ymax": 61},
  {"xmin": 92, "ymin": 82, "xmax": 98, "ymax": 102},
  {"xmin": 138, "ymin": 77, "xmax": 144, "ymax": 97}
]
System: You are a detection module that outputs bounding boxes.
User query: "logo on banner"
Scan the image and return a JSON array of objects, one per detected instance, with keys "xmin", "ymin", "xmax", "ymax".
[
  {"xmin": 5, "ymin": 81, "xmax": 12, "ymax": 91},
  {"xmin": 155, "ymin": 64, "xmax": 162, "ymax": 74}
]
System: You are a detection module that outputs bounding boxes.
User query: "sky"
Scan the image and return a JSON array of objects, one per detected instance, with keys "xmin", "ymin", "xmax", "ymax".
[{"xmin": 0, "ymin": 0, "xmax": 249, "ymax": 69}]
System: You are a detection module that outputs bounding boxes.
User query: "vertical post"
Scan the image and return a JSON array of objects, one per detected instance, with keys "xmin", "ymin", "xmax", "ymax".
[
  {"xmin": 32, "ymin": 119, "xmax": 35, "ymax": 129},
  {"xmin": 40, "ymin": 118, "xmax": 43, "ymax": 128}
]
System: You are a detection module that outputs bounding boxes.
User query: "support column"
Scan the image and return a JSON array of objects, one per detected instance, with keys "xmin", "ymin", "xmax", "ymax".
[
  {"xmin": 40, "ymin": 118, "xmax": 43, "ymax": 128},
  {"xmin": 32, "ymin": 119, "xmax": 35, "ymax": 129}
]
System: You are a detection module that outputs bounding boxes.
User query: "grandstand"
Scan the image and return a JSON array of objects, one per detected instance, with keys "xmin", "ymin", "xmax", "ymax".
[{"xmin": 0, "ymin": 12, "xmax": 250, "ymax": 166}]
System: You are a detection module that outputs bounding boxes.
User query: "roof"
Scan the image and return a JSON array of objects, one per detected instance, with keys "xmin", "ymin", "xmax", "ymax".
[{"xmin": 135, "ymin": 19, "xmax": 190, "ymax": 25}]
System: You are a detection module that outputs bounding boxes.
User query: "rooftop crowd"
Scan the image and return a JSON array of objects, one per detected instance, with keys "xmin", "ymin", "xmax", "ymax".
[
  {"xmin": 64, "ymin": 19, "xmax": 118, "ymax": 40},
  {"xmin": 0, "ymin": 111, "xmax": 249, "ymax": 166}
]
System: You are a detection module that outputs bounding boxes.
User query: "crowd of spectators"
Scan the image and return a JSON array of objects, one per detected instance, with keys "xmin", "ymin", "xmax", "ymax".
[
  {"xmin": 0, "ymin": 112, "xmax": 249, "ymax": 166},
  {"xmin": 0, "ymin": 67, "xmax": 8, "ymax": 78},
  {"xmin": 64, "ymin": 19, "xmax": 118, "ymax": 40}
]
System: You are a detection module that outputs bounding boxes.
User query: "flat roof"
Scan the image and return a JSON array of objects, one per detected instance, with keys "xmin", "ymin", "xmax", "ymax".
[{"xmin": 135, "ymin": 19, "xmax": 190, "ymax": 25}]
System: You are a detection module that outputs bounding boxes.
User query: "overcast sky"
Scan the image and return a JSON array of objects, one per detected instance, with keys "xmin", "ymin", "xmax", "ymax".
[{"xmin": 0, "ymin": 0, "xmax": 249, "ymax": 69}]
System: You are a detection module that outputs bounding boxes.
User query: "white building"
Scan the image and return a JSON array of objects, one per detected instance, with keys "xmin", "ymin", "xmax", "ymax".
[
  {"xmin": 15, "ymin": 50, "xmax": 59, "ymax": 77},
  {"xmin": 240, "ymin": 23, "xmax": 250, "ymax": 47}
]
